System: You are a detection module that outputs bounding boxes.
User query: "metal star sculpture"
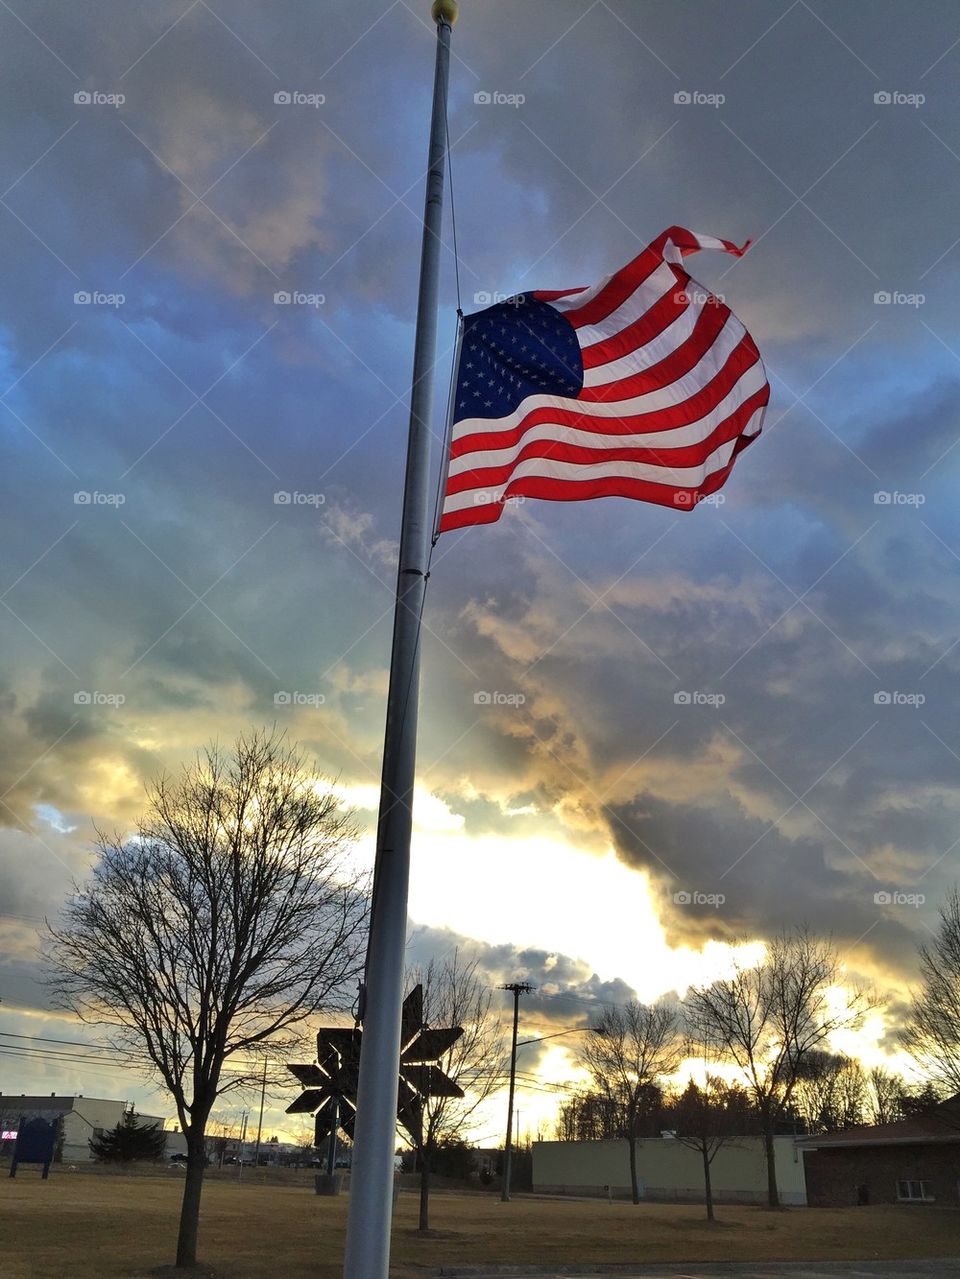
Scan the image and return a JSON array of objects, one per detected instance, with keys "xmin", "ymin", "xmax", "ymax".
[{"xmin": 285, "ymin": 983, "xmax": 464, "ymax": 1146}]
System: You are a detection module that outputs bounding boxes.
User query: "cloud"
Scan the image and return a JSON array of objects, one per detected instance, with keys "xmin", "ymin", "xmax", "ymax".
[{"xmin": 1, "ymin": 0, "xmax": 958, "ymax": 1084}]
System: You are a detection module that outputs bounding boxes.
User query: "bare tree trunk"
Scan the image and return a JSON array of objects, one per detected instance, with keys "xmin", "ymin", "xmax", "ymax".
[
  {"xmin": 702, "ymin": 1147, "xmax": 714, "ymax": 1221},
  {"xmin": 176, "ymin": 1129, "xmax": 208, "ymax": 1267},
  {"xmin": 762, "ymin": 1115, "xmax": 780, "ymax": 1207},
  {"xmin": 418, "ymin": 1155, "xmax": 430, "ymax": 1232},
  {"xmin": 628, "ymin": 1132, "xmax": 640, "ymax": 1205}
]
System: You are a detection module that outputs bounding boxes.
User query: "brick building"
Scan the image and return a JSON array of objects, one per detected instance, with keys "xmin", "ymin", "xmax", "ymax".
[{"xmin": 800, "ymin": 1107, "xmax": 960, "ymax": 1207}]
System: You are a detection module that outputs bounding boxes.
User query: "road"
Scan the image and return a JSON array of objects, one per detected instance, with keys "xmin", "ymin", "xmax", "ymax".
[{"xmin": 442, "ymin": 1262, "xmax": 959, "ymax": 1279}]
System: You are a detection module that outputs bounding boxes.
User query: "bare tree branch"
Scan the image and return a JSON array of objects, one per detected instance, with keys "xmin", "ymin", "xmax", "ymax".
[
  {"xmin": 686, "ymin": 926, "xmax": 873, "ymax": 1207},
  {"xmin": 44, "ymin": 729, "xmax": 369, "ymax": 1268},
  {"xmin": 578, "ymin": 1000, "xmax": 681, "ymax": 1205},
  {"xmin": 901, "ymin": 886, "xmax": 960, "ymax": 1097}
]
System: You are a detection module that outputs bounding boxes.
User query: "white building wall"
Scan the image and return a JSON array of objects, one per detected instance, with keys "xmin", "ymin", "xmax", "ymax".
[
  {"xmin": 65, "ymin": 1098, "xmax": 128, "ymax": 1161},
  {"xmin": 533, "ymin": 1135, "xmax": 807, "ymax": 1206},
  {"xmin": 0, "ymin": 1097, "xmax": 167, "ymax": 1162}
]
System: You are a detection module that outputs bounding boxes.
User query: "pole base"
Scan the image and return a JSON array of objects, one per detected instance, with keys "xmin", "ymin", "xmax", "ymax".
[{"xmin": 314, "ymin": 1172, "xmax": 344, "ymax": 1196}]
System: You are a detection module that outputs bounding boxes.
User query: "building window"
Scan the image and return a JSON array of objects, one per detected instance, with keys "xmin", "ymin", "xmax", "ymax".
[
  {"xmin": 92, "ymin": 1127, "xmax": 104, "ymax": 1139},
  {"xmin": 896, "ymin": 1179, "xmax": 932, "ymax": 1202}
]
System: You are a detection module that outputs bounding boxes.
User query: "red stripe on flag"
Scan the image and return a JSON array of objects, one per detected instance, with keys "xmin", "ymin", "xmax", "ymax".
[
  {"xmin": 437, "ymin": 428, "xmax": 762, "ymax": 533},
  {"xmin": 445, "ymin": 390, "xmax": 769, "ymax": 498},
  {"xmin": 578, "ymin": 302, "xmax": 731, "ymax": 403},
  {"xmin": 439, "ymin": 228, "xmax": 767, "ymax": 533},
  {"xmin": 449, "ymin": 340, "xmax": 763, "ymax": 461},
  {"xmin": 579, "ymin": 285, "xmax": 688, "ymax": 370},
  {"xmin": 559, "ymin": 247, "xmax": 663, "ymax": 330}
]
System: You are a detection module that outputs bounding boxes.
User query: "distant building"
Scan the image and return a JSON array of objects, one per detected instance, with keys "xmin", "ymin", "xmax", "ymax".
[
  {"xmin": 799, "ymin": 1106, "xmax": 960, "ymax": 1207},
  {"xmin": 533, "ymin": 1134, "xmax": 807, "ymax": 1205},
  {"xmin": 0, "ymin": 1095, "xmax": 169, "ymax": 1163}
]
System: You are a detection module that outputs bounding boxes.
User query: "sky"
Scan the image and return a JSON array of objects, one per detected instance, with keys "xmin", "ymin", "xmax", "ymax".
[{"xmin": 2, "ymin": 0, "xmax": 960, "ymax": 1144}]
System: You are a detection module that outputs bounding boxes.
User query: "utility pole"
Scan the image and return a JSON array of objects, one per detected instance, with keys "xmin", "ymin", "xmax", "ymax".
[
  {"xmin": 237, "ymin": 1111, "xmax": 248, "ymax": 1182},
  {"xmin": 252, "ymin": 1058, "xmax": 268, "ymax": 1171},
  {"xmin": 342, "ymin": 4, "xmax": 457, "ymax": 1277},
  {"xmin": 500, "ymin": 982, "xmax": 534, "ymax": 1202}
]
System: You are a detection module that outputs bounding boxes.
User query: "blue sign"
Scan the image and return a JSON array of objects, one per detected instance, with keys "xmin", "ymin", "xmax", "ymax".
[{"xmin": 9, "ymin": 1116, "xmax": 58, "ymax": 1179}]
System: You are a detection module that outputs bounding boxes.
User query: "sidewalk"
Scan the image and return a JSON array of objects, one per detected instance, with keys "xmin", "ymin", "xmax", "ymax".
[{"xmin": 434, "ymin": 1260, "xmax": 960, "ymax": 1279}]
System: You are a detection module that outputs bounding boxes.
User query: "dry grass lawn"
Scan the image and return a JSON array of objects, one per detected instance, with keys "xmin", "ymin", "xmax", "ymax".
[{"xmin": 2, "ymin": 1166, "xmax": 958, "ymax": 1277}]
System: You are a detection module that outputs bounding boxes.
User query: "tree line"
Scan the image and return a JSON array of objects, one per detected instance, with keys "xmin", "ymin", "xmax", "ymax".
[
  {"xmin": 556, "ymin": 914, "xmax": 960, "ymax": 1218},
  {"xmin": 41, "ymin": 730, "xmax": 960, "ymax": 1266}
]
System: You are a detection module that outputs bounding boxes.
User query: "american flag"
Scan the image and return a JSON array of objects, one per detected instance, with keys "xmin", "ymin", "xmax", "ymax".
[{"xmin": 438, "ymin": 227, "xmax": 769, "ymax": 533}]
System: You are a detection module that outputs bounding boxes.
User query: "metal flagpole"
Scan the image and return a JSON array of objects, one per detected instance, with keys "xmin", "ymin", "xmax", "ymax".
[{"xmin": 342, "ymin": 4, "xmax": 457, "ymax": 1277}]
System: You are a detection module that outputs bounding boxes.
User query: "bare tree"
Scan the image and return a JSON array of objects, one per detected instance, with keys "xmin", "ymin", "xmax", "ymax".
[
  {"xmin": 45, "ymin": 730, "xmax": 368, "ymax": 1268},
  {"xmin": 668, "ymin": 1028, "xmax": 759, "ymax": 1221},
  {"xmin": 290, "ymin": 1122, "xmax": 320, "ymax": 1169},
  {"xmin": 686, "ymin": 927, "xmax": 872, "ymax": 1207},
  {"xmin": 579, "ymin": 1001, "xmax": 680, "ymax": 1204},
  {"xmin": 669, "ymin": 1073, "xmax": 757, "ymax": 1221},
  {"xmin": 406, "ymin": 951, "xmax": 504, "ymax": 1231},
  {"xmin": 867, "ymin": 1065, "xmax": 906, "ymax": 1125},
  {"xmin": 901, "ymin": 886, "xmax": 960, "ymax": 1096},
  {"xmin": 206, "ymin": 1127, "xmax": 231, "ymax": 1170},
  {"xmin": 793, "ymin": 1051, "xmax": 867, "ymax": 1133},
  {"xmin": 555, "ymin": 1088, "xmax": 628, "ymax": 1142}
]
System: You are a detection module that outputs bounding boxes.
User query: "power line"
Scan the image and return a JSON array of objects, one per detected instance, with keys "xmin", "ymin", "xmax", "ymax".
[
  {"xmin": 0, "ymin": 1043, "xmax": 131, "ymax": 1066},
  {"xmin": 0, "ymin": 1030, "xmax": 273, "ymax": 1071},
  {"xmin": 0, "ymin": 1038, "xmax": 272, "ymax": 1079},
  {"xmin": 0, "ymin": 1030, "xmax": 129, "ymax": 1049},
  {"xmin": 0, "ymin": 1049, "xmax": 160, "ymax": 1088}
]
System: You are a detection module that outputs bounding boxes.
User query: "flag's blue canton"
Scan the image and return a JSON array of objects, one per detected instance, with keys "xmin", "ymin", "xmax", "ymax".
[{"xmin": 455, "ymin": 293, "xmax": 584, "ymax": 424}]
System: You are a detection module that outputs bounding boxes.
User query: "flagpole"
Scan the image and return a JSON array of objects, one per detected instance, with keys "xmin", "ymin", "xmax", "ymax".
[{"xmin": 342, "ymin": 4, "xmax": 457, "ymax": 1278}]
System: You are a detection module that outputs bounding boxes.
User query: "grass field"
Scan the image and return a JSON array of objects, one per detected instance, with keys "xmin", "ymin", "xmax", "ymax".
[{"xmin": 2, "ymin": 1167, "xmax": 959, "ymax": 1277}]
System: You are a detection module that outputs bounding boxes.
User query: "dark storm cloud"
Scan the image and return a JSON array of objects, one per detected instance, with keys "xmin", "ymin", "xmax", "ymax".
[
  {"xmin": 2, "ymin": 0, "xmax": 960, "ymax": 1030},
  {"xmin": 606, "ymin": 787, "xmax": 925, "ymax": 975},
  {"xmin": 405, "ymin": 922, "xmax": 642, "ymax": 1030}
]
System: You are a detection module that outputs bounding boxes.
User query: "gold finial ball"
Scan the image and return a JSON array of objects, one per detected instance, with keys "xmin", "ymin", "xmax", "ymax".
[{"xmin": 431, "ymin": 0, "xmax": 458, "ymax": 24}]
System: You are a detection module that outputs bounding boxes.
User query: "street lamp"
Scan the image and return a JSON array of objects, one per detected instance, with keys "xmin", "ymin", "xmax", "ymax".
[
  {"xmin": 502, "ymin": 1021, "xmax": 604, "ymax": 1202},
  {"xmin": 516, "ymin": 1026, "xmax": 603, "ymax": 1049}
]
